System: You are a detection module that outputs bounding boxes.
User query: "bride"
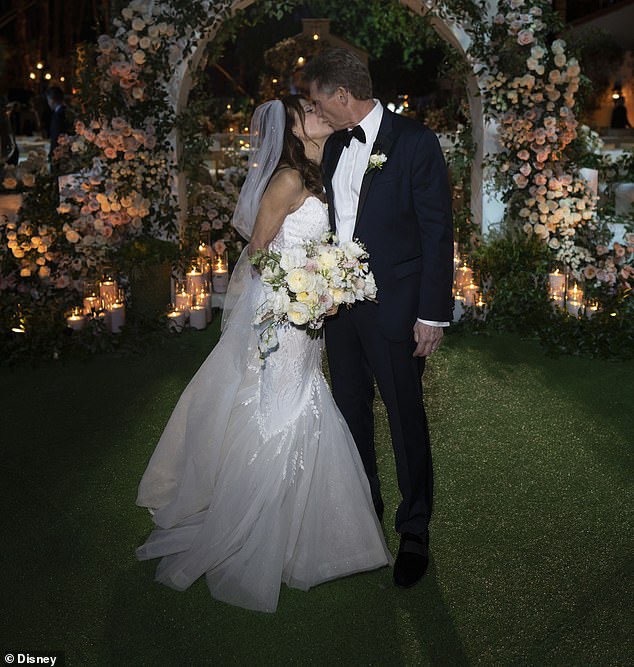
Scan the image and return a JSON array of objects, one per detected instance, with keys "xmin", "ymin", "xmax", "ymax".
[{"xmin": 135, "ymin": 95, "xmax": 391, "ymax": 613}]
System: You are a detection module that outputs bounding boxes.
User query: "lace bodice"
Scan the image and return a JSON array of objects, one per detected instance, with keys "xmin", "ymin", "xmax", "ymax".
[
  {"xmin": 269, "ymin": 196, "xmax": 329, "ymax": 253},
  {"xmin": 257, "ymin": 195, "xmax": 329, "ymax": 439}
]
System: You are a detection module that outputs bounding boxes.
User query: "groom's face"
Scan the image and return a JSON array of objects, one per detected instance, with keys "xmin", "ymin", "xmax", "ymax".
[{"xmin": 309, "ymin": 83, "xmax": 350, "ymax": 131}]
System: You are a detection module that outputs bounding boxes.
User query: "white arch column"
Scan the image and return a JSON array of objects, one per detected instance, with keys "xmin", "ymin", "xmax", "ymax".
[{"xmin": 403, "ymin": 0, "xmax": 504, "ymax": 235}]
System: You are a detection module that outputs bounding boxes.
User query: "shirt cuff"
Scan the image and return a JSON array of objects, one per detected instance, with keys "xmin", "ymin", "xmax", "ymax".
[{"xmin": 417, "ymin": 319, "xmax": 450, "ymax": 327}]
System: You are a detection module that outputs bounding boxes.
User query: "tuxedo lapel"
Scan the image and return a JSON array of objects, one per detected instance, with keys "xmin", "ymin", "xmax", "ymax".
[
  {"xmin": 323, "ymin": 136, "xmax": 345, "ymax": 233},
  {"xmin": 354, "ymin": 110, "xmax": 395, "ymax": 232}
]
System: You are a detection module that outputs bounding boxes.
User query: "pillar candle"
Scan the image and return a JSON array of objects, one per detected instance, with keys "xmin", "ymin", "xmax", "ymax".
[
  {"xmin": 186, "ymin": 269, "xmax": 206, "ymax": 295},
  {"xmin": 175, "ymin": 291, "xmax": 191, "ymax": 312},
  {"xmin": 197, "ymin": 292, "xmax": 213, "ymax": 323},
  {"xmin": 167, "ymin": 310, "xmax": 186, "ymax": 332},
  {"xmin": 463, "ymin": 282, "xmax": 478, "ymax": 307},
  {"xmin": 212, "ymin": 269, "xmax": 229, "ymax": 294},
  {"xmin": 455, "ymin": 265, "xmax": 473, "ymax": 291},
  {"xmin": 453, "ymin": 295, "xmax": 465, "ymax": 322},
  {"xmin": 548, "ymin": 270, "xmax": 565, "ymax": 298},
  {"xmin": 566, "ymin": 300, "xmax": 582, "ymax": 317},
  {"xmin": 83, "ymin": 296, "xmax": 101, "ymax": 315},
  {"xmin": 66, "ymin": 313, "xmax": 86, "ymax": 331},
  {"xmin": 189, "ymin": 305, "xmax": 207, "ymax": 330},
  {"xmin": 99, "ymin": 280, "xmax": 118, "ymax": 309},
  {"xmin": 107, "ymin": 303, "xmax": 126, "ymax": 333}
]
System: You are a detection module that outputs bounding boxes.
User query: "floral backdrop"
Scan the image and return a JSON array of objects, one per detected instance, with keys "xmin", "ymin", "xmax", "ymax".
[{"xmin": 0, "ymin": 0, "xmax": 632, "ymax": 362}]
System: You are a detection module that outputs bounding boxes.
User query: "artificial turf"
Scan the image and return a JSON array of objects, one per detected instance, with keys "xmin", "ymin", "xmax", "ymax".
[{"xmin": 1, "ymin": 321, "xmax": 632, "ymax": 666}]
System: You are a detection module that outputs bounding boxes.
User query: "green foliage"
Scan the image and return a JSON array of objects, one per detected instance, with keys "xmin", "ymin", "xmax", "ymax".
[
  {"xmin": 471, "ymin": 228, "xmax": 553, "ymax": 333},
  {"xmin": 445, "ymin": 123, "xmax": 477, "ymax": 247},
  {"xmin": 116, "ymin": 236, "xmax": 179, "ymax": 278},
  {"xmin": 463, "ymin": 225, "xmax": 634, "ymax": 360},
  {"xmin": 539, "ymin": 297, "xmax": 634, "ymax": 359},
  {"xmin": 1, "ymin": 307, "xmax": 175, "ymax": 367},
  {"xmin": 307, "ymin": 0, "xmax": 449, "ymax": 70}
]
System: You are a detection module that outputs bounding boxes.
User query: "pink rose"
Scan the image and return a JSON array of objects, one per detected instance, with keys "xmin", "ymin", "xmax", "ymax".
[
  {"xmin": 583, "ymin": 265, "xmax": 597, "ymax": 280},
  {"xmin": 517, "ymin": 30, "xmax": 534, "ymax": 46}
]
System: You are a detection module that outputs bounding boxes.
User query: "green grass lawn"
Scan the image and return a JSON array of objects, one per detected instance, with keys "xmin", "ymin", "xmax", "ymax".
[{"xmin": 1, "ymin": 321, "xmax": 632, "ymax": 666}]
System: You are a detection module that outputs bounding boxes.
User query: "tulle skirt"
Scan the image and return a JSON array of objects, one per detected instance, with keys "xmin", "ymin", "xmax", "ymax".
[{"xmin": 136, "ymin": 272, "xmax": 391, "ymax": 612}]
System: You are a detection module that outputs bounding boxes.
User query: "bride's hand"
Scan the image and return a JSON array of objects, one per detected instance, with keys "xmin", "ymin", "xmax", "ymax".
[{"xmin": 325, "ymin": 304, "xmax": 339, "ymax": 317}]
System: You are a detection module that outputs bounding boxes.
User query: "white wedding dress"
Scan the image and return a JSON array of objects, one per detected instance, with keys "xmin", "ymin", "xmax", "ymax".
[{"xmin": 136, "ymin": 196, "xmax": 392, "ymax": 612}]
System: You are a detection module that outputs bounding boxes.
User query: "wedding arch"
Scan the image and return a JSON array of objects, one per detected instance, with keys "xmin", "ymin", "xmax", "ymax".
[{"xmin": 93, "ymin": 0, "xmax": 602, "ymax": 277}]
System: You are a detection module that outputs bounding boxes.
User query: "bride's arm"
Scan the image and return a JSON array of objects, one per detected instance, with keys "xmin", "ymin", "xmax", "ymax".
[{"xmin": 248, "ymin": 169, "xmax": 304, "ymax": 255}]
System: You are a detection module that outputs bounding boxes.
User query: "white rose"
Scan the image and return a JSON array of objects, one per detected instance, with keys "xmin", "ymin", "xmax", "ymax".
[
  {"xmin": 340, "ymin": 241, "xmax": 365, "ymax": 259},
  {"xmin": 330, "ymin": 287, "xmax": 346, "ymax": 305},
  {"xmin": 287, "ymin": 301, "xmax": 310, "ymax": 326},
  {"xmin": 364, "ymin": 273, "xmax": 377, "ymax": 299},
  {"xmin": 287, "ymin": 268, "xmax": 316, "ymax": 293},
  {"xmin": 317, "ymin": 247, "xmax": 338, "ymax": 270},
  {"xmin": 270, "ymin": 289, "xmax": 291, "ymax": 316},
  {"xmin": 279, "ymin": 246, "xmax": 307, "ymax": 271}
]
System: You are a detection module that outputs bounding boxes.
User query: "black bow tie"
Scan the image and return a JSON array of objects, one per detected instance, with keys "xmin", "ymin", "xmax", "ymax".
[{"xmin": 336, "ymin": 125, "xmax": 366, "ymax": 147}]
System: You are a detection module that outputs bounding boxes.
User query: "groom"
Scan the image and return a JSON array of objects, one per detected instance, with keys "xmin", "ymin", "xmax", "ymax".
[{"xmin": 303, "ymin": 49, "xmax": 454, "ymax": 588}]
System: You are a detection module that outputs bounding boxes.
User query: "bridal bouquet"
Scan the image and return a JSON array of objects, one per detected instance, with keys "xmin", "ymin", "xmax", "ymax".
[{"xmin": 250, "ymin": 234, "xmax": 377, "ymax": 355}]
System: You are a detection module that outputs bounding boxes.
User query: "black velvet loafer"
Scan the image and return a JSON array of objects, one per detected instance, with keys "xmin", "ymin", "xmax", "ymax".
[{"xmin": 393, "ymin": 532, "xmax": 429, "ymax": 588}]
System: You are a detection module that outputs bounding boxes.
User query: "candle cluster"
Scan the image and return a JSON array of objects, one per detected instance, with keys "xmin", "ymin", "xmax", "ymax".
[
  {"xmin": 547, "ymin": 269, "xmax": 598, "ymax": 318},
  {"xmin": 66, "ymin": 277, "xmax": 126, "ymax": 333},
  {"xmin": 166, "ymin": 246, "xmax": 229, "ymax": 332},
  {"xmin": 453, "ymin": 245, "xmax": 484, "ymax": 320}
]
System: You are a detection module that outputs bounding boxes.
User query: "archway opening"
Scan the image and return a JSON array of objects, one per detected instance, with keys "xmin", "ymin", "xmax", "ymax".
[{"xmin": 171, "ymin": 0, "xmax": 498, "ymax": 259}]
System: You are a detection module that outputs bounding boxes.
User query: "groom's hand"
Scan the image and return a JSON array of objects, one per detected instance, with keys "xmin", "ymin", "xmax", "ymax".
[{"xmin": 413, "ymin": 321, "xmax": 443, "ymax": 357}]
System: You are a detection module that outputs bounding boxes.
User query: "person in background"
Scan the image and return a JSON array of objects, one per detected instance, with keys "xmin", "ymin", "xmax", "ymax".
[{"xmin": 46, "ymin": 86, "xmax": 67, "ymax": 164}]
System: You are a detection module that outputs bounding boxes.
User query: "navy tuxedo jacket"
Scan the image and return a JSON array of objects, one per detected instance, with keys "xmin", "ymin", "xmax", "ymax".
[{"xmin": 322, "ymin": 107, "xmax": 454, "ymax": 341}]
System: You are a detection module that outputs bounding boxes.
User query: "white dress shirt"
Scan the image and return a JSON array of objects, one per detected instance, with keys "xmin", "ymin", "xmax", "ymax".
[{"xmin": 331, "ymin": 101, "xmax": 449, "ymax": 328}]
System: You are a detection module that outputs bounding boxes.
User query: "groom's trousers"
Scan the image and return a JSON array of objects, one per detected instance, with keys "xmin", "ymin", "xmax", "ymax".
[{"xmin": 326, "ymin": 300, "xmax": 433, "ymax": 537}]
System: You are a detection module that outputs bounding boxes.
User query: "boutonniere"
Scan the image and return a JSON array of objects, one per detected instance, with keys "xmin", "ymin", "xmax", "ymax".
[{"xmin": 366, "ymin": 151, "xmax": 387, "ymax": 174}]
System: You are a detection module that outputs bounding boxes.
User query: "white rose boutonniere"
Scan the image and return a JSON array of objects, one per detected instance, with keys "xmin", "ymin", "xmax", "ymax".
[{"xmin": 366, "ymin": 151, "xmax": 387, "ymax": 174}]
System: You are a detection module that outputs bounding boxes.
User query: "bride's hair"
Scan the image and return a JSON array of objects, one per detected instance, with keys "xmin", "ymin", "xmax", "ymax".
[{"xmin": 279, "ymin": 95, "xmax": 323, "ymax": 197}]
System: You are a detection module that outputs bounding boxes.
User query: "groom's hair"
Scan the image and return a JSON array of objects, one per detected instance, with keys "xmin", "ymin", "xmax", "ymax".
[{"xmin": 303, "ymin": 49, "xmax": 373, "ymax": 100}]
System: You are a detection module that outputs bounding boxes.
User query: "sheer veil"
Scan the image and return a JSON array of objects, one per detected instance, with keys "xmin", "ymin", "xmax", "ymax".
[{"xmin": 221, "ymin": 100, "xmax": 285, "ymax": 329}]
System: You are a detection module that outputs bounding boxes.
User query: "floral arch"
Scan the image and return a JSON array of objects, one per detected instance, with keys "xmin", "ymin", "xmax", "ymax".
[{"xmin": 93, "ymin": 0, "xmax": 604, "ymax": 275}]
